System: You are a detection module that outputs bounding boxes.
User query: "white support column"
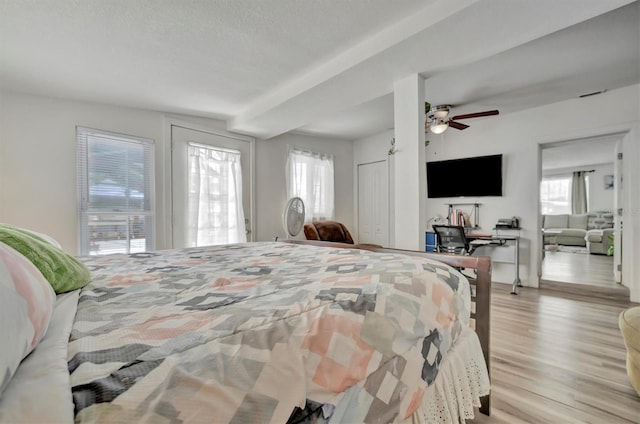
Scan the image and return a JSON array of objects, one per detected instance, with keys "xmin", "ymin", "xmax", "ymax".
[{"xmin": 391, "ymin": 74, "xmax": 426, "ymax": 250}]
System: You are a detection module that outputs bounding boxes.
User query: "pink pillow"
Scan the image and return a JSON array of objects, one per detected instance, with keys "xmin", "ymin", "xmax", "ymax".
[{"xmin": 0, "ymin": 241, "xmax": 55, "ymax": 395}]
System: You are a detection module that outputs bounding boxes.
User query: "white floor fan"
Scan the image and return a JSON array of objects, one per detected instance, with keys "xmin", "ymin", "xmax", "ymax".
[{"xmin": 281, "ymin": 196, "xmax": 305, "ymax": 240}]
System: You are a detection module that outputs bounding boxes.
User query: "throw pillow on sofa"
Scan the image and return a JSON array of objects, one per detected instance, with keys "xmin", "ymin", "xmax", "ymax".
[
  {"xmin": 568, "ymin": 214, "xmax": 588, "ymax": 230},
  {"xmin": 587, "ymin": 211, "xmax": 614, "ymax": 230},
  {"xmin": 544, "ymin": 214, "xmax": 568, "ymax": 228}
]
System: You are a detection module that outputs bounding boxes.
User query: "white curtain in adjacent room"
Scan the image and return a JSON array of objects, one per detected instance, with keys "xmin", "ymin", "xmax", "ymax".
[
  {"xmin": 187, "ymin": 144, "xmax": 246, "ymax": 246},
  {"xmin": 286, "ymin": 147, "xmax": 334, "ymax": 222},
  {"xmin": 571, "ymin": 171, "xmax": 588, "ymax": 214}
]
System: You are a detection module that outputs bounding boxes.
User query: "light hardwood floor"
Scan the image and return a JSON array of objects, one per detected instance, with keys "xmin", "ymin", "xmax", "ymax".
[
  {"xmin": 540, "ymin": 249, "xmax": 630, "ymax": 302},
  {"xmin": 469, "ymin": 284, "xmax": 640, "ymax": 424},
  {"xmin": 542, "ymin": 249, "xmax": 616, "ymax": 288}
]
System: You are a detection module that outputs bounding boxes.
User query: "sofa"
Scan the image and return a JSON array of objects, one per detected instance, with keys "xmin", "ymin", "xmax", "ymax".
[
  {"xmin": 585, "ymin": 227, "xmax": 615, "ymax": 255},
  {"xmin": 542, "ymin": 211, "xmax": 614, "ymax": 253},
  {"xmin": 542, "ymin": 214, "xmax": 589, "ymax": 247}
]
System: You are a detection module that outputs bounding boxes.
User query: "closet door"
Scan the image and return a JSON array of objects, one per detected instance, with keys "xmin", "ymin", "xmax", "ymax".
[{"xmin": 358, "ymin": 160, "xmax": 389, "ymax": 246}]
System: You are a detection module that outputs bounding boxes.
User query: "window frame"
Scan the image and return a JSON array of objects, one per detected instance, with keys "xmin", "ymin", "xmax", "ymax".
[
  {"xmin": 76, "ymin": 126, "xmax": 156, "ymax": 256},
  {"xmin": 540, "ymin": 174, "xmax": 572, "ymax": 215},
  {"xmin": 285, "ymin": 146, "xmax": 335, "ymax": 222}
]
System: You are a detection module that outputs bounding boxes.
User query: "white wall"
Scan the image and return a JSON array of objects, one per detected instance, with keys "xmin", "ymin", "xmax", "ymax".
[
  {"xmin": 255, "ymin": 133, "xmax": 353, "ymax": 242},
  {"xmin": 0, "ymin": 92, "xmax": 173, "ymax": 252},
  {"xmin": 353, "ymin": 84, "xmax": 640, "ymax": 301},
  {"xmin": 0, "ymin": 91, "xmax": 353, "ymax": 253},
  {"xmin": 424, "ymin": 85, "xmax": 639, "ymax": 299},
  {"xmin": 588, "ymin": 163, "xmax": 616, "ymax": 212}
]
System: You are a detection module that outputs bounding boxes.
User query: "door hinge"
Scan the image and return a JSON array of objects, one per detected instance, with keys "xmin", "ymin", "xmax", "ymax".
[
  {"xmin": 617, "ymin": 208, "xmax": 623, "ymax": 216},
  {"xmin": 618, "ymin": 152, "xmax": 623, "ymax": 160}
]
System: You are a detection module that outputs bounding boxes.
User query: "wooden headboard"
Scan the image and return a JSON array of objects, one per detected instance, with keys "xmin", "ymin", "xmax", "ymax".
[{"xmin": 281, "ymin": 239, "xmax": 492, "ymax": 416}]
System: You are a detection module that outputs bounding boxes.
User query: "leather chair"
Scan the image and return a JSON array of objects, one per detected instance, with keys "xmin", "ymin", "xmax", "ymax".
[{"xmin": 304, "ymin": 221, "xmax": 354, "ymax": 244}]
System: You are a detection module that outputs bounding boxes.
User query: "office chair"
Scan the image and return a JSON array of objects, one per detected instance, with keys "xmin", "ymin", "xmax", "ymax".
[
  {"xmin": 431, "ymin": 225, "xmax": 475, "ymax": 256},
  {"xmin": 432, "ymin": 225, "xmax": 478, "ymax": 278}
]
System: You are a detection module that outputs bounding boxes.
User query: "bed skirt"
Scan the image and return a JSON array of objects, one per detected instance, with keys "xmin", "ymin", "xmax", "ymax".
[{"xmin": 403, "ymin": 327, "xmax": 491, "ymax": 424}]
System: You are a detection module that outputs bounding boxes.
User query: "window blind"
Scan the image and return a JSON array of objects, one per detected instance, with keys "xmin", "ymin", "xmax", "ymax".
[{"xmin": 76, "ymin": 127, "xmax": 155, "ymax": 255}]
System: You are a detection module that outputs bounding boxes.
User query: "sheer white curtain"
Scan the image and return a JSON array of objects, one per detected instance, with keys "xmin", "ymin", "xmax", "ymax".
[
  {"xmin": 285, "ymin": 147, "xmax": 334, "ymax": 222},
  {"xmin": 187, "ymin": 144, "xmax": 246, "ymax": 247}
]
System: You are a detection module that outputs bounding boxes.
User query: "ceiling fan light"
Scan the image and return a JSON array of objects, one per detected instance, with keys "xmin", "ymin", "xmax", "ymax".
[
  {"xmin": 429, "ymin": 120, "xmax": 448, "ymax": 134},
  {"xmin": 433, "ymin": 110, "xmax": 449, "ymax": 119},
  {"xmin": 432, "ymin": 105, "xmax": 451, "ymax": 119}
]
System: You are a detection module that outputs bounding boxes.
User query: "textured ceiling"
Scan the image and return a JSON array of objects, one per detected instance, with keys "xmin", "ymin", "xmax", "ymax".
[
  {"xmin": 1, "ymin": 0, "xmax": 638, "ymax": 139},
  {"xmin": 0, "ymin": 0, "xmax": 430, "ymax": 119}
]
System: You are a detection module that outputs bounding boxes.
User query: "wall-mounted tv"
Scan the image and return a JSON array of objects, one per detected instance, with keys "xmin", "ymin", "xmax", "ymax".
[{"xmin": 426, "ymin": 154, "xmax": 503, "ymax": 198}]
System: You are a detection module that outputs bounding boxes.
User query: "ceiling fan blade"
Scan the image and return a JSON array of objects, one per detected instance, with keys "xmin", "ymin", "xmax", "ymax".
[
  {"xmin": 448, "ymin": 120, "xmax": 469, "ymax": 130},
  {"xmin": 451, "ymin": 110, "xmax": 499, "ymax": 120}
]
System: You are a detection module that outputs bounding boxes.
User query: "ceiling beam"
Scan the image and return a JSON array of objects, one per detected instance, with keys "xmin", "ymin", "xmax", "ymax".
[{"xmin": 227, "ymin": 0, "xmax": 635, "ymax": 140}]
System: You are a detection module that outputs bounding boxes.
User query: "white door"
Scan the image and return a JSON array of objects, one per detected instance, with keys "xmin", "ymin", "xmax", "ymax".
[
  {"xmin": 614, "ymin": 140, "xmax": 623, "ymax": 283},
  {"xmin": 171, "ymin": 125, "xmax": 253, "ymax": 248},
  {"xmin": 358, "ymin": 161, "xmax": 389, "ymax": 246}
]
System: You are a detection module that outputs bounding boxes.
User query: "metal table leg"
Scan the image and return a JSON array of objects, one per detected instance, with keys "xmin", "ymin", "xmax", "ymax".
[{"xmin": 511, "ymin": 236, "xmax": 520, "ymax": 295}]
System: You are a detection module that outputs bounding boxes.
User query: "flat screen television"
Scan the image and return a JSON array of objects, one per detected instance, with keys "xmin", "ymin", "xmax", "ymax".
[{"xmin": 426, "ymin": 154, "xmax": 503, "ymax": 198}]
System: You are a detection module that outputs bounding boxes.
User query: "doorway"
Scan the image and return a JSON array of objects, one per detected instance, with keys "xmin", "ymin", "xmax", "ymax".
[
  {"xmin": 357, "ymin": 160, "xmax": 389, "ymax": 246},
  {"xmin": 539, "ymin": 134, "xmax": 626, "ymax": 296},
  {"xmin": 171, "ymin": 125, "xmax": 254, "ymax": 249}
]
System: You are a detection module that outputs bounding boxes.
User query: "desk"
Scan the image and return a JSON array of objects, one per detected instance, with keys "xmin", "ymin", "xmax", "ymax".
[{"xmin": 467, "ymin": 233, "xmax": 521, "ymax": 295}]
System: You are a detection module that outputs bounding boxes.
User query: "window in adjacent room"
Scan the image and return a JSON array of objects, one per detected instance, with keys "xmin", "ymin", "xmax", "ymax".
[
  {"xmin": 540, "ymin": 174, "xmax": 572, "ymax": 214},
  {"xmin": 77, "ymin": 127, "xmax": 155, "ymax": 256},
  {"xmin": 286, "ymin": 146, "xmax": 334, "ymax": 222}
]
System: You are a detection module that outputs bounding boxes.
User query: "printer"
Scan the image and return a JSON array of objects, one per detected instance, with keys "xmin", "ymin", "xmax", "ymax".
[{"xmin": 496, "ymin": 217, "xmax": 519, "ymax": 229}]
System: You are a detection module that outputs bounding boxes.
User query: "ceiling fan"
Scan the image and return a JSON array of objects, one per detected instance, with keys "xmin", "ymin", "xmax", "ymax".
[{"xmin": 425, "ymin": 102, "xmax": 499, "ymax": 134}]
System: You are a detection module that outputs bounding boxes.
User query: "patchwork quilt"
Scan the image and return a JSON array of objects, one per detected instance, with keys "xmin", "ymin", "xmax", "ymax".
[{"xmin": 68, "ymin": 242, "xmax": 472, "ymax": 423}]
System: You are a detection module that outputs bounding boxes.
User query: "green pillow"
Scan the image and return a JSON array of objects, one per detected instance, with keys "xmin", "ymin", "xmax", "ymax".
[{"xmin": 0, "ymin": 224, "xmax": 91, "ymax": 293}]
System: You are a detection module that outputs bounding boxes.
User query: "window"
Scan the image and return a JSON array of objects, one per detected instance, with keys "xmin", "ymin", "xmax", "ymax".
[
  {"xmin": 286, "ymin": 147, "xmax": 334, "ymax": 222},
  {"xmin": 540, "ymin": 175, "xmax": 571, "ymax": 214},
  {"xmin": 77, "ymin": 127, "xmax": 154, "ymax": 255},
  {"xmin": 187, "ymin": 143, "xmax": 246, "ymax": 246}
]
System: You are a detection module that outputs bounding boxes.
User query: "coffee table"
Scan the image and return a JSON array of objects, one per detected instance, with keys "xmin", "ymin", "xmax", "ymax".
[{"xmin": 542, "ymin": 229, "xmax": 562, "ymax": 257}]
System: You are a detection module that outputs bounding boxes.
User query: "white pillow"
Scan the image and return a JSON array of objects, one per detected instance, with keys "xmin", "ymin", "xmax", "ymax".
[
  {"xmin": 0, "ymin": 241, "xmax": 56, "ymax": 396},
  {"xmin": 568, "ymin": 214, "xmax": 588, "ymax": 230},
  {"xmin": 544, "ymin": 214, "xmax": 568, "ymax": 229}
]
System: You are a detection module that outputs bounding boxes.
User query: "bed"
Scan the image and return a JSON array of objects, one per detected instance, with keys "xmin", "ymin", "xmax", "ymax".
[{"xmin": 0, "ymin": 233, "xmax": 491, "ymax": 424}]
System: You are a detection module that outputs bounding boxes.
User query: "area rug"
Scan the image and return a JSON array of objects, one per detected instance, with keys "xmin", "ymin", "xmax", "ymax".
[{"xmin": 544, "ymin": 245, "xmax": 588, "ymax": 254}]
